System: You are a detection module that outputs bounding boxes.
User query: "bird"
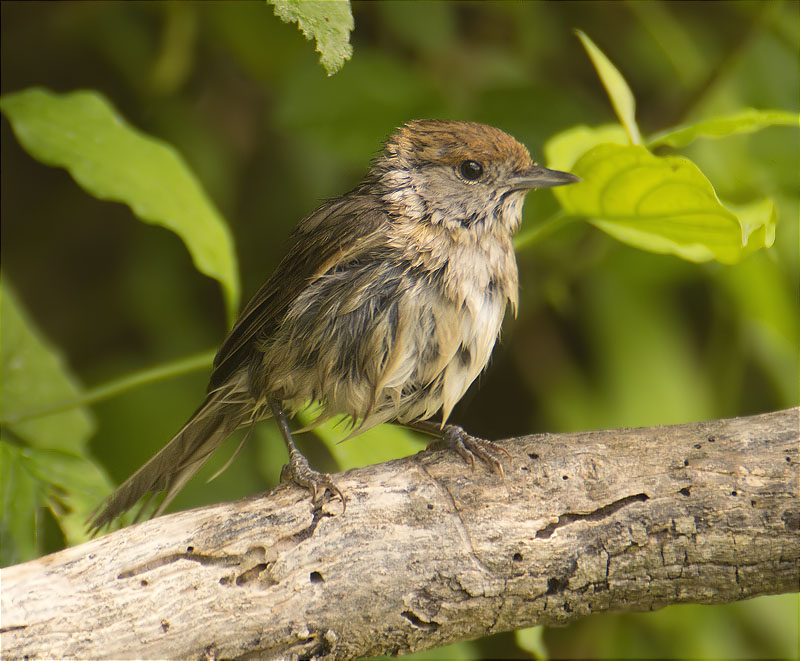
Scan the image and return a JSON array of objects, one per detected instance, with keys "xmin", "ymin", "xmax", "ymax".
[{"xmin": 88, "ymin": 119, "xmax": 579, "ymax": 532}]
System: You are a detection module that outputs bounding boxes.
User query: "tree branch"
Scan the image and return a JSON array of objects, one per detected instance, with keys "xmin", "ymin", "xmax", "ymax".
[{"xmin": 2, "ymin": 408, "xmax": 798, "ymax": 659}]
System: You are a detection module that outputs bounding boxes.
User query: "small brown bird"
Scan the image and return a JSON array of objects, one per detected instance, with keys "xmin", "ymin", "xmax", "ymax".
[{"xmin": 89, "ymin": 119, "xmax": 578, "ymax": 531}]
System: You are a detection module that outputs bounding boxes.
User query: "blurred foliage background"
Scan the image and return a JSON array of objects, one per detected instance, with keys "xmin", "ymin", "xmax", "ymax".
[{"xmin": 1, "ymin": 1, "xmax": 797, "ymax": 658}]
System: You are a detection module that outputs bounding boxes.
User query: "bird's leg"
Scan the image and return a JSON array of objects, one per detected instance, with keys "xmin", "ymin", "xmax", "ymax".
[
  {"xmin": 405, "ymin": 420, "xmax": 511, "ymax": 477},
  {"xmin": 269, "ymin": 398, "xmax": 345, "ymax": 511}
]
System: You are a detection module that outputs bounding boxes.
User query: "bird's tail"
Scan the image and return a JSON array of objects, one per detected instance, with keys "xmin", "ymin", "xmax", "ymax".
[{"xmin": 87, "ymin": 391, "xmax": 250, "ymax": 534}]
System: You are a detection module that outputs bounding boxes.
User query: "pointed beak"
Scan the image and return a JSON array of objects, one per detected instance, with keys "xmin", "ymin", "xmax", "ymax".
[{"xmin": 508, "ymin": 165, "xmax": 580, "ymax": 191}]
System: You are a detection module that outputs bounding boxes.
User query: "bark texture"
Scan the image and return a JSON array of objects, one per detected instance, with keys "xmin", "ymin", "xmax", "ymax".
[{"xmin": 2, "ymin": 408, "xmax": 798, "ymax": 659}]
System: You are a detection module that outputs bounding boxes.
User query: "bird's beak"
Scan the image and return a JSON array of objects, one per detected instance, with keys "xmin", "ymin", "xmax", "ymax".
[{"xmin": 509, "ymin": 165, "xmax": 580, "ymax": 191}]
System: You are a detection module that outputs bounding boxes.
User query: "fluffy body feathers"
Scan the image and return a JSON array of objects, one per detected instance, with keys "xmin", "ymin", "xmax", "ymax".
[{"xmin": 89, "ymin": 120, "xmax": 577, "ymax": 531}]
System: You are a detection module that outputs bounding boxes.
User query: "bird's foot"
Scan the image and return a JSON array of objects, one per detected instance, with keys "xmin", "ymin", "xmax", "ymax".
[
  {"xmin": 436, "ymin": 424, "xmax": 511, "ymax": 477},
  {"xmin": 280, "ymin": 450, "xmax": 346, "ymax": 513}
]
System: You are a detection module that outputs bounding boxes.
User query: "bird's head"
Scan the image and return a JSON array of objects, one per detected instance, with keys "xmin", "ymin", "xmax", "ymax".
[{"xmin": 372, "ymin": 119, "xmax": 578, "ymax": 236}]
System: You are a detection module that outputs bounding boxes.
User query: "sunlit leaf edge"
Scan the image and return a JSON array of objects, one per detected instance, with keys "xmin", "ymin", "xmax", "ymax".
[
  {"xmin": 0, "ymin": 87, "xmax": 240, "ymax": 321},
  {"xmin": 575, "ymin": 29, "xmax": 641, "ymax": 145},
  {"xmin": 269, "ymin": 0, "xmax": 354, "ymax": 75},
  {"xmin": 647, "ymin": 108, "xmax": 800, "ymax": 149},
  {"xmin": 556, "ymin": 143, "xmax": 774, "ymax": 264}
]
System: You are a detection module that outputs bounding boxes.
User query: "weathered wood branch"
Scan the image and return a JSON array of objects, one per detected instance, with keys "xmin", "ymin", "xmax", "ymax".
[{"xmin": 2, "ymin": 408, "xmax": 798, "ymax": 659}]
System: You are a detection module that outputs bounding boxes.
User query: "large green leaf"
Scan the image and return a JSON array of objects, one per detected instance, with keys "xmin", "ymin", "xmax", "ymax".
[
  {"xmin": 0, "ymin": 88, "xmax": 239, "ymax": 321},
  {"xmin": 1, "ymin": 444, "xmax": 113, "ymax": 565},
  {"xmin": 554, "ymin": 143, "xmax": 775, "ymax": 264},
  {"xmin": 0, "ymin": 442, "xmax": 39, "ymax": 566},
  {"xmin": 269, "ymin": 0, "xmax": 354, "ymax": 75},
  {"xmin": 544, "ymin": 123, "xmax": 629, "ymax": 171},
  {"xmin": 1, "ymin": 282, "xmax": 92, "ymax": 452},
  {"xmin": 0, "ymin": 281, "xmax": 114, "ymax": 564},
  {"xmin": 575, "ymin": 30, "xmax": 641, "ymax": 145},
  {"xmin": 647, "ymin": 109, "xmax": 799, "ymax": 149}
]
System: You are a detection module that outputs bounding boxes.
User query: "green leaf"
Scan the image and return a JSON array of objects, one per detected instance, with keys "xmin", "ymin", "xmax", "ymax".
[
  {"xmin": 0, "ymin": 280, "xmax": 114, "ymax": 563},
  {"xmin": 544, "ymin": 123, "xmax": 629, "ymax": 171},
  {"xmin": 269, "ymin": 0, "xmax": 354, "ymax": 76},
  {"xmin": 647, "ymin": 109, "xmax": 799, "ymax": 149},
  {"xmin": 575, "ymin": 30, "xmax": 641, "ymax": 145},
  {"xmin": 516, "ymin": 626, "xmax": 549, "ymax": 660},
  {"xmin": 0, "ymin": 88, "xmax": 239, "ymax": 322},
  {"xmin": 1, "ymin": 442, "xmax": 39, "ymax": 566},
  {"xmin": 3, "ymin": 349, "xmax": 217, "ymax": 426},
  {"xmin": 1, "ymin": 281, "xmax": 93, "ymax": 452},
  {"xmin": 1, "ymin": 444, "xmax": 113, "ymax": 564},
  {"xmin": 725, "ymin": 198, "xmax": 777, "ymax": 259},
  {"xmin": 27, "ymin": 448, "xmax": 114, "ymax": 544},
  {"xmin": 554, "ymin": 143, "xmax": 776, "ymax": 264}
]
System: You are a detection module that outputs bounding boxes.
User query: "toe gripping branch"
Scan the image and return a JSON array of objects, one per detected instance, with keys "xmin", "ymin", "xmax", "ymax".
[
  {"xmin": 270, "ymin": 399, "xmax": 346, "ymax": 511},
  {"xmin": 408, "ymin": 420, "xmax": 511, "ymax": 477}
]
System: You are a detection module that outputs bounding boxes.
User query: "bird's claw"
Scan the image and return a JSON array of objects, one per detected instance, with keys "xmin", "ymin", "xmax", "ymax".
[
  {"xmin": 436, "ymin": 425, "xmax": 510, "ymax": 477},
  {"xmin": 281, "ymin": 451, "xmax": 346, "ymax": 513}
]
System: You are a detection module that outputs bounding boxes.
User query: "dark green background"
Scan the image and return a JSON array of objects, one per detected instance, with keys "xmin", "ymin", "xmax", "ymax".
[{"xmin": 2, "ymin": 2, "xmax": 797, "ymax": 658}]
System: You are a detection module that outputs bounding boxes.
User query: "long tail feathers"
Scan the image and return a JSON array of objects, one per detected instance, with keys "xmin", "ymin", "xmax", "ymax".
[{"xmin": 87, "ymin": 394, "xmax": 245, "ymax": 534}]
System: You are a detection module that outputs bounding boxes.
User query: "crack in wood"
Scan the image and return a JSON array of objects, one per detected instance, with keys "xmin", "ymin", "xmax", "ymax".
[
  {"xmin": 287, "ymin": 507, "xmax": 332, "ymax": 544},
  {"xmin": 241, "ymin": 628, "xmax": 336, "ymax": 660},
  {"xmin": 535, "ymin": 493, "xmax": 650, "ymax": 539},
  {"xmin": 401, "ymin": 610, "xmax": 440, "ymax": 630},
  {"xmin": 234, "ymin": 562, "xmax": 272, "ymax": 587},
  {"xmin": 414, "ymin": 459, "xmax": 494, "ymax": 578},
  {"xmin": 0, "ymin": 625, "xmax": 27, "ymax": 634},
  {"xmin": 118, "ymin": 545, "xmax": 266, "ymax": 580}
]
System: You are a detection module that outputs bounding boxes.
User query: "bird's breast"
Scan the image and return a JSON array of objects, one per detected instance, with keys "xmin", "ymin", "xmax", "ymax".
[
  {"xmin": 258, "ymin": 229, "xmax": 518, "ymax": 432},
  {"xmin": 378, "ymin": 231, "xmax": 518, "ymax": 424}
]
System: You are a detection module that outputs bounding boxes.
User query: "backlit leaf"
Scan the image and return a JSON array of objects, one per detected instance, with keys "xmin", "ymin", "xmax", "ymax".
[
  {"xmin": 647, "ymin": 109, "xmax": 799, "ymax": 149},
  {"xmin": 544, "ymin": 123, "xmax": 628, "ymax": 171},
  {"xmin": 576, "ymin": 30, "xmax": 641, "ymax": 145},
  {"xmin": 554, "ymin": 143, "xmax": 775, "ymax": 264},
  {"xmin": 0, "ymin": 281, "xmax": 114, "ymax": 563},
  {"xmin": 270, "ymin": 0, "xmax": 354, "ymax": 75}
]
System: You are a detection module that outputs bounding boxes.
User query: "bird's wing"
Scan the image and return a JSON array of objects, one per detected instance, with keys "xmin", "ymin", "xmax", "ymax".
[{"xmin": 209, "ymin": 193, "xmax": 391, "ymax": 390}]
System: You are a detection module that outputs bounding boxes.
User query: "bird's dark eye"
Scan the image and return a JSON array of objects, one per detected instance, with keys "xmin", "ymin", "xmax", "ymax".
[{"xmin": 457, "ymin": 160, "xmax": 484, "ymax": 181}]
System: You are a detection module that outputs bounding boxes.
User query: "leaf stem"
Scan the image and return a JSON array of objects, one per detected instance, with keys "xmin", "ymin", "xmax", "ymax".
[
  {"xmin": 2, "ymin": 349, "xmax": 216, "ymax": 425},
  {"xmin": 514, "ymin": 211, "xmax": 576, "ymax": 251}
]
